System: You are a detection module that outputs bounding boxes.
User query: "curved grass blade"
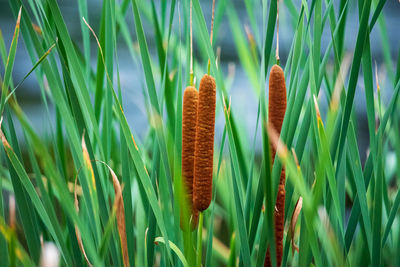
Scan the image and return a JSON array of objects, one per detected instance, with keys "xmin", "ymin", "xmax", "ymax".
[
  {"xmin": 334, "ymin": 0, "xmax": 372, "ymax": 169},
  {"xmin": 4, "ymin": 102, "xmax": 102, "ymax": 265},
  {"xmin": 129, "ymin": 0, "xmax": 174, "ymax": 215},
  {"xmin": 1, "ymin": 112, "xmax": 41, "ymax": 264},
  {"xmin": 155, "ymin": 237, "xmax": 189, "ymax": 267},
  {"xmin": 345, "ymin": 78, "xmax": 400, "ymax": 251},
  {"xmin": 0, "ymin": 7, "xmax": 21, "ymax": 116},
  {"xmin": 0, "ymin": 124, "xmax": 73, "ymax": 265},
  {"xmin": 5, "ymin": 41, "xmax": 57, "ymax": 104}
]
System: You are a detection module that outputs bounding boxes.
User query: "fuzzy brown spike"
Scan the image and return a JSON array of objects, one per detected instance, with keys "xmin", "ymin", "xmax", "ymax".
[
  {"xmin": 181, "ymin": 86, "xmax": 199, "ymax": 230},
  {"xmin": 193, "ymin": 74, "xmax": 216, "ymax": 212},
  {"xmin": 265, "ymin": 180, "xmax": 286, "ymax": 267},
  {"xmin": 265, "ymin": 64, "xmax": 287, "ymax": 267},
  {"xmin": 268, "ymin": 64, "xmax": 287, "ymax": 164}
]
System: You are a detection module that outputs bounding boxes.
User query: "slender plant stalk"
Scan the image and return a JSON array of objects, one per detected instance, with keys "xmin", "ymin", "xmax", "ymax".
[{"xmin": 196, "ymin": 212, "xmax": 204, "ymax": 267}]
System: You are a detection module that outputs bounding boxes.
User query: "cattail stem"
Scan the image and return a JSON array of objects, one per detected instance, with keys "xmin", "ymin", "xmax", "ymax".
[
  {"xmin": 190, "ymin": 72, "xmax": 194, "ymax": 88},
  {"xmin": 276, "ymin": 0, "xmax": 280, "ymax": 64},
  {"xmin": 207, "ymin": 0, "xmax": 216, "ymax": 75},
  {"xmin": 210, "ymin": 0, "xmax": 216, "ymax": 46},
  {"xmin": 196, "ymin": 212, "xmax": 203, "ymax": 267},
  {"xmin": 190, "ymin": 0, "xmax": 194, "ymax": 86},
  {"xmin": 196, "ymin": 212, "xmax": 204, "ymax": 267}
]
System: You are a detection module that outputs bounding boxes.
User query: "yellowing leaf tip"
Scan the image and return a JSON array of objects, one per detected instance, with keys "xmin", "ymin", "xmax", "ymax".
[{"xmin": 16, "ymin": 6, "xmax": 22, "ymax": 28}]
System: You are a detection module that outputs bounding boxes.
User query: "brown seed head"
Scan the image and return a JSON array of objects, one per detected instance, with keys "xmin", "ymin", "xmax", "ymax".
[
  {"xmin": 268, "ymin": 64, "xmax": 287, "ymax": 163},
  {"xmin": 265, "ymin": 64, "xmax": 287, "ymax": 267},
  {"xmin": 193, "ymin": 74, "xmax": 216, "ymax": 212},
  {"xmin": 181, "ymin": 86, "xmax": 199, "ymax": 230}
]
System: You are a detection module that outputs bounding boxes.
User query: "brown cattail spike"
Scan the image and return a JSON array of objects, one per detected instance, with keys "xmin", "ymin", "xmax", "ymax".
[
  {"xmin": 193, "ymin": 74, "xmax": 216, "ymax": 211},
  {"xmin": 265, "ymin": 178, "xmax": 286, "ymax": 267},
  {"xmin": 268, "ymin": 64, "xmax": 287, "ymax": 167},
  {"xmin": 181, "ymin": 86, "xmax": 199, "ymax": 230},
  {"xmin": 265, "ymin": 64, "xmax": 287, "ymax": 267}
]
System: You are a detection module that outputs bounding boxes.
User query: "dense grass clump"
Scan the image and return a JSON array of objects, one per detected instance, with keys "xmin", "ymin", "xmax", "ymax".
[{"xmin": 0, "ymin": 0, "xmax": 400, "ymax": 267}]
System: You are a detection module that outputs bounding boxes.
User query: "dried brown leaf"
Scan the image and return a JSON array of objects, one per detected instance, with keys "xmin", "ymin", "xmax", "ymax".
[
  {"xmin": 108, "ymin": 166, "xmax": 129, "ymax": 267},
  {"xmin": 73, "ymin": 177, "xmax": 93, "ymax": 267},
  {"xmin": 290, "ymin": 197, "xmax": 302, "ymax": 255},
  {"xmin": 0, "ymin": 117, "xmax": 13, "ymax": 151}
]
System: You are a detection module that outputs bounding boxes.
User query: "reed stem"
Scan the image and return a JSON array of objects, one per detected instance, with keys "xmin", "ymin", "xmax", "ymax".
[{"xmin": 196, "ymin": 212, "xmax": 204, "ymax": 267}]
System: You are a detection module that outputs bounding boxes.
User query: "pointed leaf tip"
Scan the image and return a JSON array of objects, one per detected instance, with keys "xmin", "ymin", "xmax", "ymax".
[{"xmin": 16, "ymin": 6, "xmax": 22, "ymax": 28}]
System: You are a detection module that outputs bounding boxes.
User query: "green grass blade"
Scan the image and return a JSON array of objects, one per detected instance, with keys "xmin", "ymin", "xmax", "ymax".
[
  {"xmin": 155, "ymin": 237, "xmax": 189, "ymax": 267},
  {"xmin": 0, "ymin": 8, "xmax": 21, "ymax": 116},
  {"xmin": 334, "ymin": 0, "xmax": 372, "ymax": 168},
  {"xmin": 0, "ymin": 125, "xmax": 73, "ymax": 265},
  {"xmin": 0, "ymin": 218, "xmax": 36, "ymax": 267},
  {"xmin": 130, "ymin": 0, "xmax": 174, "ymax": 214},
  {"xmin": 2, "ymin": 112, "xmax": 41, "ymax": 264}
]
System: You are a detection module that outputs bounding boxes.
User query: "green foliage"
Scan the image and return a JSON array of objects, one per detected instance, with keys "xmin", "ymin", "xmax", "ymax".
[{"xmin": 0, "ymin": 0, "xmax": 399, "ymax": 266}]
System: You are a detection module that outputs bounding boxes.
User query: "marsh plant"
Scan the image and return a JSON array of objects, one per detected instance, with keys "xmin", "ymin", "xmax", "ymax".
[{"xmin": 0, "ymin": 0, "xmax": 399, "ymax": 266}]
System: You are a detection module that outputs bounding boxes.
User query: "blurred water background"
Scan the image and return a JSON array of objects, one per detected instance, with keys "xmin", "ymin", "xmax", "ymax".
[{"xmin": 0, "ymin": 0, "xmax": 399, "ymax": 164}]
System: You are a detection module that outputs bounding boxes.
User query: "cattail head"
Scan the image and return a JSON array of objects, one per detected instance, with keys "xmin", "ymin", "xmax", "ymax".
[
  {"xmin": 268, "ymin": 64, "xmax": 287, "ymax": 183},
  {"xmin": 181, "ymin": 86, "xmax": 199, "ymax": 230},
  {"xmin": 193, "ymin": 74, "xmax": 216, "ymax": 212},
  {"xmin": 268, "ymin": 64, "xmax": 287, "ymax": 142},
  {"xmin": 265, "ymin": 64, "xmax": 287, "ymax": 267}
]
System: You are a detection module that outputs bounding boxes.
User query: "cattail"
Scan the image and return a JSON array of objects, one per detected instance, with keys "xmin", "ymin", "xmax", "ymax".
[
  {"xmin": 265, "ymin": 64, "xmax": 287, "ymax": 267},
  {"xmin": 181, "ymin": 86, "xmax": 199, "ymax": 230},
  {"xmin": 265, "ymin": 181, "xmax": 286, "ymax": 267},
  {"xmin": 268, "ymin": 64, "xmax": 287, "ymax": 169},
  {"xmin": 193, "ymin": 74, "xmax": 216, "ymax": 211}
]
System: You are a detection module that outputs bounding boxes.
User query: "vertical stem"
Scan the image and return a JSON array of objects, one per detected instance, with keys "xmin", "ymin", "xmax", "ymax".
[
  {"xmin": 207, "ymin": 0, "xmax": 216, "ymax": 75},
  {"xmin": 196, "ymin": 212, "xmax": 204, "ymax": 267},
  {"xmin": 209, "ymin": 0, "xmax": 215, "ymax": 46},
  {"xmin": 190, "ymin": 0, "xmax": 194, "ymax": 86},
  {"xmin": 276, "ymin": 0, "xmax": 280, "ymax": 64},
  {"xmin": 375, "ymin": 62, "xmax": 382, "ymax": 120},
  {"xmin": 144, "ymin": 228, "xmax": 148, "ymax": 267}
]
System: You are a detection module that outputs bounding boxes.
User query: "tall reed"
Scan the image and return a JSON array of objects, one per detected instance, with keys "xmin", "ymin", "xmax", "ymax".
[
  {"xmin": 265, "ymin": 64, "xmax": 287, "ymax": 267},
  {"xmin": 193, "ymin": 74, "xmax": 216, "ymax": 211},
  {"xmin": 181, "ymin": 86, "xmax": 199, "ymax": 230}
]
